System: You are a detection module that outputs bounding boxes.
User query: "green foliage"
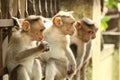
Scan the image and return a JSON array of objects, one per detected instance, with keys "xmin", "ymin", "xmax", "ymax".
[
  {"xmin": 101, "ymin": 16, "xmax": 111, "ymax": 31},
  {"xmin": 105, "ymin": 0, "xmax": 118, "ymax": 9}
]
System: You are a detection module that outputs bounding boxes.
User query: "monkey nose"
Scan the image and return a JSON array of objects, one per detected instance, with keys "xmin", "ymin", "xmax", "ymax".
[
  {"xmin": 92, "ymin": 36, "xmax": 96, "ymax": 39},
  {"xmin": 84, "ymin": 39, "xmax": 89, "ymax": 42}
]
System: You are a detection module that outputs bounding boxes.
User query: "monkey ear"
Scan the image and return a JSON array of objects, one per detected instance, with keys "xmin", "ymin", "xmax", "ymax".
[
  {"xmin": 75, "ymin": 22, "xmax": 81, "ymax": 29},
  {"xmin": 22, "ymin": 21, "xmax": 31, "ymax": 31},
  {"xmin": 54, "ymin": 17, "xmax": 63, "ymax": 27}
]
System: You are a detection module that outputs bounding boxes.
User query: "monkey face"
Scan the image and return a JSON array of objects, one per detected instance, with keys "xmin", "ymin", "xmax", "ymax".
[
  {"xmin": 76, "ymin": 22, "xmax": 98, "ymax": 42},
  {"xmin": 82, "ymin": 28, "xmax": 98, "ymax": 42},
  {"xmin": 77, "ymin": 28, "xmax": 93, "ymax": 42},
  {"xmin": 30, "ymin": 20, "xmax": 45, "ymax": 41},
  {"xmin": 60, "ymin": 17, "xmax": 75, "ymax": 36}
]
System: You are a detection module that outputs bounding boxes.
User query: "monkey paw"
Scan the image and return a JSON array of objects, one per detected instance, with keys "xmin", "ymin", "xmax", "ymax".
[
  {"xmin": 67, "ymin": 64, "xmax": 76, "ymax": 76},
  {"xmin": 38, "ymin": 41, "xmax": 50, "ymax": 52}
]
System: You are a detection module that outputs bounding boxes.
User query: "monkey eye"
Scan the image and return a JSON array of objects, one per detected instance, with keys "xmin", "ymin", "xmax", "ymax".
[
  {"xmin": 88, "ymin": 31, "xmax": 93, "ymax": 34},
  {"xmin": 40, "ymin": 29, "xmax": 44, "ymax": 32},
  {"xmin": 71, "ymin": 21, "xmax": 75, "ymax": 25}
]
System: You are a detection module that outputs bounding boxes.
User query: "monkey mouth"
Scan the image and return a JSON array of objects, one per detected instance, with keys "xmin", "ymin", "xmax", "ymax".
[
  {"xmin": 84, "ymin": 39, "xmax": 90, "ymax": 42},
  {"xmin": 38, "ymin": 37, "xmax": 43, "ymax": 41},
  {"xmin": 69, "ymin": 34, "xmax": 73, "ymax": 36},
  {"xmin": 69, "ymin": 32, "xmax": 74, "ymax": 36},
  {"xmin": 92, "ymin": 37, "xmax": 96, "ymax": 39}
]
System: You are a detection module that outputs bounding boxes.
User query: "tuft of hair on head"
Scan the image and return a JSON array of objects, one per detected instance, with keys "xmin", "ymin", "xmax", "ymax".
[
  {"xmin": 81, "ymin": 17, "xmax": 95, "ymax": 27},
  {"xmin": 52, "ymin": 11, "xmax": 75, "ymax": 24},
  {"xmin": 24, "ymin": 15, "xmax": 42, "ymax": 24},
  {"xmin": 57, "ymin": 11, "xmax": 74, "ymax": 17}
]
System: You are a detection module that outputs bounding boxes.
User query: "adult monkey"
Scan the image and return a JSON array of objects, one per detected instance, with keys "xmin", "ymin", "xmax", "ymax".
[
  {"xmin": 40, "ymin": 11, "xmax": 77, "ymax": 80},
  {"xmin": 80, "ymin": 25, "xmax": 98, "ymax": 80},
  {"xmin": 70, "ymin": 18, "xmax": 98, "ymax": 80},
  {"xmin": 5, "ymin": 15, "xmax": 49, "ymax": 80}
]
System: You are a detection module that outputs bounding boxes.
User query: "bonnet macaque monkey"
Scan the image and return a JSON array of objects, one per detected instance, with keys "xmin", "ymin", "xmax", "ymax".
[
  {"xmin": 70, "ymin": 18, "xmax": 98, "ymax": 80},
  {"xmin": 80, "ymin": 26, "xmax": 98, "ymax": 80},
  {"xmin": 5, "ymin": 15, "xmax": 49, "ymax": 80},
  {"xmin": 40, "ymin": 11, "xmax": 77, "ymax": 80}
]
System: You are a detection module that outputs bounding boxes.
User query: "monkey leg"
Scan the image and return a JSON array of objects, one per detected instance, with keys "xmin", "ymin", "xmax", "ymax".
[
  {"xmin": 73, "ymin": 70, "xmax": 80, "ymax": 80},
  {"xmin": 9, "ymin": 65, "xmax": 30, "ymax": 80},
  {"xmin": 45, "ymin": 60, "xmax": 57, "ymax": 80},
  {"xmin": 32, "ymin": 59, "xmax": 43, "ymax": 80},
  {"xmin": 80, "ymin": 63, "xmax": 87, "ymax": 80}
]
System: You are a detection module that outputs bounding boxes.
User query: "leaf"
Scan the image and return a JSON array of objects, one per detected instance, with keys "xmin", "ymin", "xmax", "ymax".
[
  {"xmin": 101, "ymin": 16, "xmax": 111, "ymax": 22},
  {"xmin": 105, "ymin": 0, "xmax": 118, "ymax": 8},
  {"xmin": 100, "ymin": 16, "xmax": 111, "ymax": 31},
  {"xmin": 100, "ymin": 22, "xmax": 108, "ymax": 31}
]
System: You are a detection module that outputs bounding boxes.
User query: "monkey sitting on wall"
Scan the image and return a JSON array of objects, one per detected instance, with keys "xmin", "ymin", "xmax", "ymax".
[
  {"xmin": 70, "ymin": 18, "xmax": 98, "ymax": 80},
  {"xmin": 5, "ymin": 15, "xmax": 49, "ymax": 80}
]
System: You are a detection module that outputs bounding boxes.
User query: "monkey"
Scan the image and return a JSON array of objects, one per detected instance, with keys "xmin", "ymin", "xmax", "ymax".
[
  {"xmin": 80, "ymin": 21, "xmax": 98, "ymax": 80},
  {"xmin": 70, "ymin": 18, "xmax": 98, "ymax": 80},
  {"xmin": 80, "ymin": 27, "xmax": 98, "ymax": 80},
  {"xmin": 5, "ymin": 15, "xmax": 49, "ymax": 80},
  {"xmin": 39, "ymin": 11, "xmax": 77, "ymax": 80}
]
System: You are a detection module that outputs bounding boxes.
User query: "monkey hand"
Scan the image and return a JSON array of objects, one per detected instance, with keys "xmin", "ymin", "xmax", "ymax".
[
  {"xmin": 67, "ymin": 63, "xmax": 76, "ymax": 76},
  {"xmin": 38, "ymin": 41, "xmax": 50, "ymax": 52}
]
